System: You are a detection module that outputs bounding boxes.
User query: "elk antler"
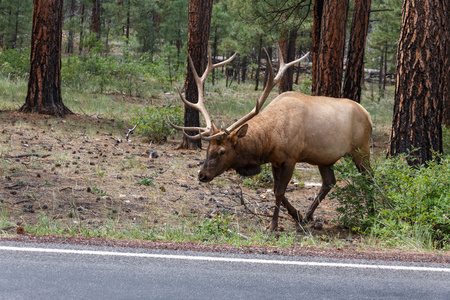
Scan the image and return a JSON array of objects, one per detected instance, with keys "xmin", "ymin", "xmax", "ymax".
[
  {"xmin": 169, "ymin": 43, "xmax": 309, "ymax": 141},
  {"xmin": 204, "ymin": 44, "xmax": 310, "ymax": 140},
  {"xmin": 167, "ymin": 45, "xmax": 236, "ymax": 140}
]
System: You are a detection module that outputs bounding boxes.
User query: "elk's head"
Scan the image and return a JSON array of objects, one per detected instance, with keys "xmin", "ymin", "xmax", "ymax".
[
  {"xmin": 168, "ymin": 44, "xmax": 309, "ymax": 183},
  {"xmin": 198, "ymin": 124, "xmax": 250, "ymax": 182}
]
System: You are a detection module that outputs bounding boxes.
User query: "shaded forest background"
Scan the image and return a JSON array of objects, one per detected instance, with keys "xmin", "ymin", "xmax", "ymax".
[{"xmin": 0, "ymin": 0, "xmax": 402, "ymax": 94}]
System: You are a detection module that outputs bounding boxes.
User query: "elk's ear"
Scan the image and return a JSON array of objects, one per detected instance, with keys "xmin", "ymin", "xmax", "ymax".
[
  {"xmin": 236, "ymin": 124, "xmax": 248, "ymax": 138},
  {"xmin": 232, "ymin": 124, "xmax": 248, "ymax": 145}
]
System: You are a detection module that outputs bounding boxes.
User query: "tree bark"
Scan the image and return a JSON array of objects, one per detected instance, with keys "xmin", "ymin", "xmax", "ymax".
[
  {"xmin": 20, "ymin": 0, "xmax": 72, "ymax": 117},
  {"xmin": 79, "ymin": 3, "xmax": 85, "ymax": 54},
  {"xmin": 66, "ymin": 0, "xmax": 76, "ymax": 54},
  {"xmin": 311, "ymin": 0, "xmax": 324, "ymax": 95},
  {"xmin": 125, "ymin": 0, "xmax": 130, "ymax": 43},
  {"xmin": 279, "ymin": 29, "xmax": 297, "ymax": 93},
  {"xmin": 342, "ymin": 0, "xmax": 371, "ymax": 103},
  {"xmin": 179, "ymin": 0, "xmax": 213, "ymax": 149},
  {"xmin": 388, "ymin": 0, "xmax": 446, "ymax": 165},
  {"xmin": 444, "ymin": 0, "xmax": 450, "ymax": 127},
  {"xmin": 92, "ymin": 0, "xmax": 101, "ymax": 39},
  {"xmin": 254, "ymin": 35, "xmax": 263, "ymax": 91},
  {"xmin": 313, "ymin": 0, "xmax": 349, "ymax": 97}
]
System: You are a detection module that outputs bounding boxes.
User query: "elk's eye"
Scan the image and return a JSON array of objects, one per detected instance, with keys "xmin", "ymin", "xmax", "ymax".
[{"xmin": 218, "ymin": 149, "xmax": 226, "ymax": 156}]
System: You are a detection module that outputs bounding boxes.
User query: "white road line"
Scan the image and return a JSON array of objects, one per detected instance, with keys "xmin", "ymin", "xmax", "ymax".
[{"xmin": 1, "ymin": 245, "xmax": 449, "ymax": 273}]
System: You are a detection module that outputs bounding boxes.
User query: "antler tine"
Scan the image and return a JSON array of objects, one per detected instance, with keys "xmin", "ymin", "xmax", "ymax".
[
  {"xmin": 274, "ymin": 43, "xmax": 310, "ymax": 84},
  {"xmin": 224, "ymin": 45, "xmax": 309, "ymax": 135},
  {"xmin": 169, "ymin": 44, "xmax": 236, "ymax": 140}
]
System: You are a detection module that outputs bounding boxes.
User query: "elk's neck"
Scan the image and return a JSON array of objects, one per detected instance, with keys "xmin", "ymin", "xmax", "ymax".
[{"xmin": 234, "ymin": 123, "xmax": 272, "ymax": 167}]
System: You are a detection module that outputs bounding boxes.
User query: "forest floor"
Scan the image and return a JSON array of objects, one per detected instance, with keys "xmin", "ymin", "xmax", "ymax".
[{"xmin": 0, "ymin": 109, "xmax": 391, "ymax": 247}]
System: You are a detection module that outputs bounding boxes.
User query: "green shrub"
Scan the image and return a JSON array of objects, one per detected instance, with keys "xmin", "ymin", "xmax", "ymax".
[
  {"xmin": 132, "ymin": 105, "xmax": 183, "ymax": 143},
  {"xmin": 444, "ymin": 126, "xmax": 450, "ymax": 155},
  {"xmin": 331, "ymin": 155, "xmax": 450, "ymax": 248},
  {"xmin": 242, "ymin": 163, "xmax": 273, "ymax": 188},
  {"xmin": 196, "ymin": 212, "xmax": 234, "ymax": 241},
  {"xmin": 0, "ymin": 48, "xmax": 30, "ymax": 79}
]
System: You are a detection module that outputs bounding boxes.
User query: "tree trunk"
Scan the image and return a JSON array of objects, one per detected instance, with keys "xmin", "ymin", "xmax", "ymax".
[
  {"xmin": 254, "ymin": 35, "xmax": 263, "ymax": 91},
  {"xmin": 92, "ymin": 0, "xmax": 101, "ymax": 39},
  {"xmin": 279, "ymin": 29, "xmax": 297, "ymax": 93},
  {"xmin": 212, "ymin": 27, "xmax": 218, "ymax": 85},
  {"xmin": 311, "ymin": 0, "xmax": 324, "ymax": 95},
  {"xmin": 66, "ymin": 0, "xmax": 76, "ymax": 54},
  {"xmin": 12, "ymin": 0, "xmax": 20, "ymax": 49},
  {"xmin": 20, "ymin": 0, "xmax": 72, "ymax": 118},
  {"xmin": 388, "ymin": 0, "xmax": 446, "ymax": 165},
  {"xmin": 241, "ymin": 55, "xmax": 248, "ymax": 83},
  {"xmin": 179, "ymin": 0, "xmax": 213, "ymax": 149},
  {"xmin": 79, "ymin": 3, "xmax": 85, "ymax": 54},
  {"xmin": 342, "ymin": 0, "xmax": 371, "ymax": 103},
  {"xmin": 125, "ymin": 0, "xmax": 130, "ymax": 43},
  {"xmin": 313, "ymin": 0, "xmax": 349, "ymax": 97},
  {"xmin": 444, "ymin": 1, "xmax": 450, "ymax": 127}
]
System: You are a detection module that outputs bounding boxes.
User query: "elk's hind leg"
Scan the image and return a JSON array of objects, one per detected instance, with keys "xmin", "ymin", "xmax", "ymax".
[
  {"xmin": 305, "ymin": 165, "xmax": 336, "ymax": 222},
  {"xmin": 270, "ymin": 162, "xmax": 303, "ymax": 231}
]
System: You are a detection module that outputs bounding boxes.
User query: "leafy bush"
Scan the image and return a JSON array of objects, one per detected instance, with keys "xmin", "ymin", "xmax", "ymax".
[
  {"xmin": 331, "ymin": 155, "xmax": 450, "ymax": 248},
  {"xmin": 132, "ymin": 105, "xmax": 183, "ymax": 143},
  {"xmin": 0, "ymin": 48, "xmax": 30, "ymax": 79},
  {"xmin": 444, "ymin": 126, "xmax": 450, "ymax": 154},
  {"xmin": 242, "ymin": 163, "xmax": 273, "ymax": 188},
  {"xmin": 62, "ymin": 50, "xmax": 183, "ymax": 96},
  {"xmin": 196, "ymin": 212, "xmax": 234, "ymax": 241}
]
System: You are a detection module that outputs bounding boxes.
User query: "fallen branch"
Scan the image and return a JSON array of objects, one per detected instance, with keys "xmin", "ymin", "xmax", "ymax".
[
  {"xmin": 126, "ymin": 124, "xmax": 137, "ymax": 141},
  {"xmin": 14, "ymin": 199, "xmax": 36, "ymax": 205},
  {"xmin": 6, "ymin": 154, "xmax": 50, "ymax": 159}
]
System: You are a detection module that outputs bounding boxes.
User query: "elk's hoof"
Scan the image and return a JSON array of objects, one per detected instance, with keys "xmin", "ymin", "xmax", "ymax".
[
  {"xmin": 267, "ymin": 222, "xmax": 278, "ymax": 231},
  {"xmin": 304, "ymin": 214, "xmax": 314, "ymax": 224}
]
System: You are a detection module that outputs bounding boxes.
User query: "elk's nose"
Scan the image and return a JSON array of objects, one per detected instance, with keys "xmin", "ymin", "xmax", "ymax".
[{"xmin": 198, "ymin": 173, "xmax": 208, "ymax": 182}]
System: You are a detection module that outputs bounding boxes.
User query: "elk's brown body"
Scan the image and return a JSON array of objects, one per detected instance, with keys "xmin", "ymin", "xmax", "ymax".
[
  {"xmin": 199, "ymin": 92, "xmax": 372, "ymax": 229},
  {"xmin": 170, "ymin": 44, "xmax": 372, "ymax": 230}
]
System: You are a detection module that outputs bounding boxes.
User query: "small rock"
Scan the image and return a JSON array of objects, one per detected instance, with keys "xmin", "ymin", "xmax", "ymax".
[
  {"xmin": 313, "ymin": 222, "xmax": 323, "ymax": 230},
  {"xmin": 23, "ymin": 204, "xmax": 34, "ymax": 213},
  {"xmin": 148, "ymin": 150, "xmax": 159, "ymax": 158}
]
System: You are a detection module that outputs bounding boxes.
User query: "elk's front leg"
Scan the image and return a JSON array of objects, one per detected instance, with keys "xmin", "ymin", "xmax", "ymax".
[
  {"xmin": 305, "ymin": 165, "xmax": 336, "ymax": 222},
  {"xmin": 270, "ymin": 162, "xmax": 303, "ymax": 230}
]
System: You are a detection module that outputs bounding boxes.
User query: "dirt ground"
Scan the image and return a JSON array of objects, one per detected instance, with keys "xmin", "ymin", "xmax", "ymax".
[{"xmin": 0, "ymin": 110, "xmax": 387, "ymax": 240}]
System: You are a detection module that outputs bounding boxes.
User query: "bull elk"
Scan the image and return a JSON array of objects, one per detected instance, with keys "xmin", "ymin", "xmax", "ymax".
[{"xmin": 169, "ymin": 45, "xmax": 372, "ymax": 231}]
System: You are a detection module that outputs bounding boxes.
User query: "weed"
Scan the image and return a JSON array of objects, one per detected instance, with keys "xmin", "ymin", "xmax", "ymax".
[
  {"xmin": 138, "ymin": 177, "xmax": 154, "ymax": 187},
  {"xmin": 132, "ymin": 105, "xmax": 183, "ymax": 143},
  {"xmin": 196, "ymin": 211, "xmax": 235, "ymax": 241},
  {"xmin": 91, "ymin": 185, "xmax": 108, "ymax": 197}
]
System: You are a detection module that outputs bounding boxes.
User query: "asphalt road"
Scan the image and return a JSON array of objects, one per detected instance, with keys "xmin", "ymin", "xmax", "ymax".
[{"xmin": 0, "ymin": 241, "xmax": 449, "ymax": 300}]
